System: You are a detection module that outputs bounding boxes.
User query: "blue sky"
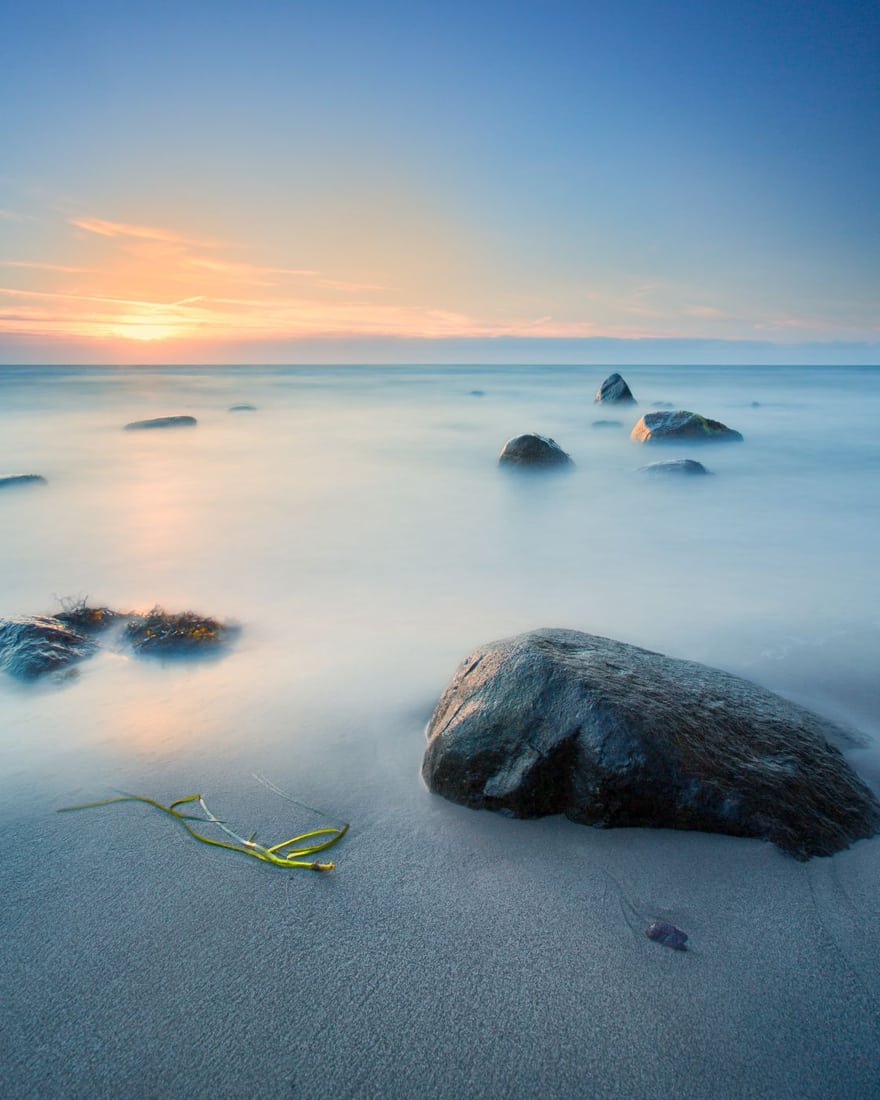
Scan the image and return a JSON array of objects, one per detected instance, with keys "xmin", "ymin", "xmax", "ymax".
[{"xmin": 1, "ymin": 0, "xmax": 878, "ymax": 363}]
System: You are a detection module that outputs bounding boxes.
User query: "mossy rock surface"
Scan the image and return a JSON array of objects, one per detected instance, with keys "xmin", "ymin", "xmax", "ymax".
[
  {"xmin": 124, "ymin": 607, "xmax": 234, "ymax": 655},
  {"xmin": 422, "ymin": 629, "xmax": 880, "ymax": 859},
  {"xmin": 631, "ymin": 410, "xmax": 743, "ymax": 444}
]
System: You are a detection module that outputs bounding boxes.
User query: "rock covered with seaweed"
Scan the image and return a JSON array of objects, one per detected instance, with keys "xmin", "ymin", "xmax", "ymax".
[
  {"xmin": 124, "ymin": 607, "xmax": 236, "ymax": 655},
  {"xmin": 422, "ymin": 628, "xmax": 880, "ymax": 859},
  {"xmin": 0, "ymin": 601, "xmax": 237, "ymax": 680}
]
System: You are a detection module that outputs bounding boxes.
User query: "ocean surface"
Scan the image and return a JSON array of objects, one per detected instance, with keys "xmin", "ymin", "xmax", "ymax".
[{"xmin": 2, "ymin": 363, "xmax": 879, "ymax": 1098}]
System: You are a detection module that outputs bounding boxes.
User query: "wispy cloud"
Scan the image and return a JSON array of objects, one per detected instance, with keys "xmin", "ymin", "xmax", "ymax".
[
  {"xmin": 69, "ymin": 215, "xmax": 224, "ymax": 248},
  {"xmin": 0, "ymin": 208, "xmax": 32, "ymax": 222},
  {"xmin": 1, "ymin": 260, "xmax": 100, "ymax": 274},
  {"xmin": 686, "ymin": 304, "xmax": 726, "ymax": 318}
]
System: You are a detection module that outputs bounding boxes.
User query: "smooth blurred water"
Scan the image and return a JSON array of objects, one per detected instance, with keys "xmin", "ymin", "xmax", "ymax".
[{"xmin": 1, "ymin": 363, "xmax": 878, "ymax": 805}]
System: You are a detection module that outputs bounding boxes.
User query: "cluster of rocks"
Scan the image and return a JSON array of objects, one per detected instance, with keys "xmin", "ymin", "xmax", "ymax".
[
  {"xmin": 498, "ymin": 372, "xmax": 743, "ymax": 475},
  {"xmin": 0, "ymin": 603, "xmax": 237, "ymax": 681}
]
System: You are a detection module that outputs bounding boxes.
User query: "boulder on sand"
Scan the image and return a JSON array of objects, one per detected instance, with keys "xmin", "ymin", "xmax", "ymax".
[
  {"xmin": 631, "ymin": 410, "xmax": 743, "ymax": 444},
  {"xmin": 124, "ymin": 415, "xmax": 197, "ymax": 430},
  {"xmin": 499, "ymin": 434, "xmax": 573, "ymax": 469},
  {"xmin": 594, "ymin": 373, "xmax": 636, "ymax": 405},
  {"xmin": 422, "ymin": 629, "xmax": 880, "ymax": 859}
]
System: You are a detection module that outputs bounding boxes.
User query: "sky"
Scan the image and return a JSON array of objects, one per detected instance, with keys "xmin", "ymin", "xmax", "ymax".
[{"xmin": 1, "ymin": 0, "xmax": 878, "ymax": 364}]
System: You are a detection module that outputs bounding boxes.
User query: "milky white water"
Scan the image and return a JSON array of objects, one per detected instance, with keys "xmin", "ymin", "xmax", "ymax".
[{"xmin": 1, "ymin": 364, "xmax": 878, "ymax": 1098}]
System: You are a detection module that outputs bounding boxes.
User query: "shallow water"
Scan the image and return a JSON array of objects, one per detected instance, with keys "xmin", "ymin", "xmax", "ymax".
[{"xmin": 1, "ymin": 364, "xmax": 879, "ymax": 1098}]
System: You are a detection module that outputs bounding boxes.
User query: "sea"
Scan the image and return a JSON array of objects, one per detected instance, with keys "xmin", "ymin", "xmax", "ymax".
[{"xmin": 1, "ymin": 363, "xmax": 879, "ymax": 1098}]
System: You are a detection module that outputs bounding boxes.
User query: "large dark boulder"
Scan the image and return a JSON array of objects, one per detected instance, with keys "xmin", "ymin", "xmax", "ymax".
[
  {"xmin": 124, "ymin": 415, "xmax": 197, "ymax": 430},
  {"xmin": 498, "ymin": 434, "xmax": 572, "ymax": 469},
  {"xmin": 594, "ymin": 373, "xmax": 636, "ymax": 405},
  {"xmin": 422, "ymin": 629, "xmax": 880, "ymax": 859},
  {"xmin": 0, "ymin": 616, "xmax": 96, "ymax": 679},
  {"xmin": 0, "ymin": 474, "xmax": 47, "ymax": 489},
  {"xmin": 631, "ymin": 410, "xmax": 743, "ymax": 444}
]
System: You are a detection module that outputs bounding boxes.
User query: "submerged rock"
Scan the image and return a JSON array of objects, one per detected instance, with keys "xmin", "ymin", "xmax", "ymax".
[
  {"xmin": 499, "ymin": 434, "xmax": 573, "ymax": 469},
  {"xmin": 595, "ymin": 373, "xmax": 636, "ymax": 405},
  {"xmin": 422, "ymin": 628, "xmax": 880, "ymax": 859},
  {"xmin": 638, "ymin": 459, "xmax": 711, "ymax": 476},
  {"xmin": 0, "ymin": 474, "xmax": 47, "ymax": 489},
  {"xmin": 124, "ymin": 415, "xmax": 197, "ymax": 431},
  {"xmin": 0, "ymin": 616, "xmax": 96, "ymax": 679},
  {"xmin": 228, "ymin": 404, "xmax": 257, "ymax": 412},
  {"xmin": 631, "ymin": 410, "xmax": 743, "ymax": 444},
  {"xmin": 592, "ymin": 419, "xmax": 624, "ymax": 429},
  {"xmin": 124, "ymin": 607, "xmax": 235, "ymax": 656}
]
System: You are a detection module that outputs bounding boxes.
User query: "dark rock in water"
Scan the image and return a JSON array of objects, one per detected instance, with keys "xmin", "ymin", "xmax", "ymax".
[
  {"xmin": 0, "ymin": 616, "xmax": 96, "ymax": 679},
  {"xmin": 631, "ymin": 410, "xmax": 743, "ymax": 444},
  {"xmin": 651, "ymin": 401, "xmax": 676, "ymax": 409},
  {"xmin": 55, "ymin": 602, "xmax": 125, "ymax": 634},
  {"xmin": 124, "ymin": 415, "xmax": 197, "ymax": 430},
  {"xmin": 595, "ymin": 373, "xmax": 636, "ymax": 405},
  {"xmin": 421, "ymin": 628, "xmax": 880, "ymax": 859},
  {"xmin": 499, "ymin": 434, "xmax": 573, "ymax": 469},
  {"xmin": 638, "ymin": 459, "xmax": 711, "ymax": 476},
  {"xmin": 645, "ymin": 920, "xmax": 688, "ymax": 950},
  {"xmin": 125, "ymin": 607, "xmax": 235, "ymax": 656},
  {"xmin": 0, "ymin": 474, "xmax": 47, "ymax": 489},
  {"xmin": 468, "ymin": 390, "xmax": 486, "ymax": 397},
  {"xmin": 592, "ymin": 419, "xmax": 624, "ymax": 429},
  {"xmin": 228, "ymin": 404, "xmax": 257, "ymax": 412}
]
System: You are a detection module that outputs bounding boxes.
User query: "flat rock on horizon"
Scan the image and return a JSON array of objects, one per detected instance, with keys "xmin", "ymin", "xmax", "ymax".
[
  {"xmin": 0, "ymin": 474, "xmax": 47, "ymax": 489},
  {"xmin": 124, "ymin": 415, "xmax": 197, "ymax": 430},
  {"xmin": 422, "ymin": 629, "xmax": 880, "ymax": 859}
]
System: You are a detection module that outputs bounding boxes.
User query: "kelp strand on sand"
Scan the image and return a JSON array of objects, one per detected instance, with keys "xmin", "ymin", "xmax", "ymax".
[{"xmin": 59, "ymin": 793, "xmax": 348, "ymax": 870}]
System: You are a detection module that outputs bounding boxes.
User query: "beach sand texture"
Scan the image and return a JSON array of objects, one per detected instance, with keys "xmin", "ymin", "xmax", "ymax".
[{"xmin": 1, "ymin": 364, "xmax": 879, "ymax": 1098}]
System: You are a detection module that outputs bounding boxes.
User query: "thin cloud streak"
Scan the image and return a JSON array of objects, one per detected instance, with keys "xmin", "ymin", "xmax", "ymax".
[
  {"xmin": 1, "ymin": 260, "xmax": 101, "ymax": 273},
  {"xmin": 69, "ymin": 215, "xmax": 224, "ymax": 248}
]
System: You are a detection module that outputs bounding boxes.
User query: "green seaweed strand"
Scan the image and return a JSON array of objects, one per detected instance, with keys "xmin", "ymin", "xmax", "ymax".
[{"xmin": 59, "ymin": 793, "xmax": 348, "ymax": 870}]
